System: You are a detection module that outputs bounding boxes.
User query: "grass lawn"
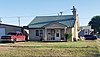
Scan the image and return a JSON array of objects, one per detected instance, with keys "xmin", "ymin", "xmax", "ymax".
[{"xmin": 0, "ymin": 40, "xmax": 100, "ymax": 57}]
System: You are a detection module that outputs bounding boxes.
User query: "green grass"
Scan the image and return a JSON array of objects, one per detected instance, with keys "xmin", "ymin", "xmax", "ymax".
[{"xmin": 0, "ymin": 40, "xmax": 100, "ymax": 57}]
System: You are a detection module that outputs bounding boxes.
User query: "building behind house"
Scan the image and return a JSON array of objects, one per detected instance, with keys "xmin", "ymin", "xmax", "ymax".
[
  {"xmin": 78, "ymin": 26, "xmax": 94, "ymax": 37},
  {"xmin": 0, "ymin": 24, "xmax": 29, "ymax": 41}
]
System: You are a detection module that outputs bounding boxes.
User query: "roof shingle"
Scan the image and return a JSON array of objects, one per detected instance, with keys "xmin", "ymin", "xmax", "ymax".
[{"xmin": 28, "ymin": 15, "xmax": 76, "ymax": 28}]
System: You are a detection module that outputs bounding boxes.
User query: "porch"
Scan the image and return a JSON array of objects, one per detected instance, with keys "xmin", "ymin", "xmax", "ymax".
[{"xmin": 43, "ymin": 28, "xmax": 67, "ymax": 41}]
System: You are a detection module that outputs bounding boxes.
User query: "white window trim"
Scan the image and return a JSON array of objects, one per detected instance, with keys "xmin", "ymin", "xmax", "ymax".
[{"xmin": 35, "ymin": 29, "xmax": 43, "ymax": 36}]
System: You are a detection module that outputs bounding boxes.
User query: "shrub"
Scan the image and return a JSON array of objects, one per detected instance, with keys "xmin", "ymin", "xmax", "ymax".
[{"xmin": 64, "ymin": 33, "xmax": 72, "ymax": 41}]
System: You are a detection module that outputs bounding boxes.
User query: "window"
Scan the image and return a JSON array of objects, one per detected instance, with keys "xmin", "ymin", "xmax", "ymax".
[
  {"xmin": 17, "ymin": 33, "xmax": 20, "ymax": 36},
  {"xmin": 40, "ymin": 30, "xmax": 43, "ymax": 36},
  {"xmin": 19, "ymin": 33, "xmax": 22, "ymax": 36},
  {"xmin": 35, "ymin": 30, "xmax": 43, "ymax": 36},
  {"xmin": 36, "ymin": 30, "xmax": 39, "ymax": 36},
  {"xmin": 56, "ymin": 33, "xmax": 59, "ymax": 37}
]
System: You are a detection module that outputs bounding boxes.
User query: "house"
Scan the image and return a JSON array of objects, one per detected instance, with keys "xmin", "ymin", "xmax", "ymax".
[
  {"xmin": 28, "ymin": 6, "xmax": 80, "ymax": 41},
  {"xmin": 78, "ymin": 26, "xmax": 94, "ymax": 37},
  {"xmin": 0, "ymin": 23, "xmax": 27, "ymax": 39}
]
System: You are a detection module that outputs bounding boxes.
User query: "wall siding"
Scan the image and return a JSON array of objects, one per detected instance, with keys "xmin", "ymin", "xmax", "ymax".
[
  {"xmin": 0, "ymin": 25, "xmax": 22, "ymax": 34},
  {"xmin": 66, "ymin": 28, "xmax": 72, "ymax": 41},
  {"xmin": 45, "ymin": 22, "xmax": 65, "ymax": 29},
  {"xmin": 29, "ymin": 29, "xmax": 44, "ymax": 41}
]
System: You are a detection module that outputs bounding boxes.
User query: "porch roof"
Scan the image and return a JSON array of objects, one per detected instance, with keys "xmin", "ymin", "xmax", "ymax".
[{"xmin": 28, "ymin": 15, "xmax": 76, "ymax": 28}]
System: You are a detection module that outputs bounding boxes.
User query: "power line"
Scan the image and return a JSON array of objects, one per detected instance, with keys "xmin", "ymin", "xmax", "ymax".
[
  {"xmin": 0, "ymin": 10, "xmax": 71, "ymax": 18},
  {"xmin": 0, "ymin": 10, "xmax": 93, "ymax": 26},
  {"xmin": 0, "ymin": 15, "xmax": 35, "ymax": 18},
  {"xmin": 0, "ymin": 15, "xmax": 91, "ymax": 20}
]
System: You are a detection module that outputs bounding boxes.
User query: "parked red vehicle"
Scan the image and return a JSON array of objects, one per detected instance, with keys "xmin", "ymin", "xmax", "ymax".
[{"xmin": 1, "ymin": 32, "xmax": 26, "ymax": 42}]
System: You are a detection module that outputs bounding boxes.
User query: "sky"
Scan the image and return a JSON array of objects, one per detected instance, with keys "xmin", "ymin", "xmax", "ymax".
[{"xmin": 0, "ymin": 0, "xmax": 100, "ymax": 26}]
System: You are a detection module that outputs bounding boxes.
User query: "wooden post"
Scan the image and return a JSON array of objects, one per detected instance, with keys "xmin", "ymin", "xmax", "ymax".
[
  {"xmin": 44, "ymin": 28, "xmax": 47, "ymax": 41},
  {"xmin": 64, "ymin": 27, "xmax": 67, "ymax": 33}
]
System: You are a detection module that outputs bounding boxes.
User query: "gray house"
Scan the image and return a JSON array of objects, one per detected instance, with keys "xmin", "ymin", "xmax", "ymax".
[
  {"xmin": 78, "ymin": 26, "xmax": 94, "ymax": 37},
  {"xmin": 0, "ymin": 24, "xmax": 24, "ymax": 38},
  {"xmin": 28, "ymin": 6, "xmax": 80, "ymax": 41}
]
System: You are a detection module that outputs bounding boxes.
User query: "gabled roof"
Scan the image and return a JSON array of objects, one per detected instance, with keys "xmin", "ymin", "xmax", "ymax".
[{"xmin": 28, "ymin": 15, "xmax": 76, "ymax": 28}]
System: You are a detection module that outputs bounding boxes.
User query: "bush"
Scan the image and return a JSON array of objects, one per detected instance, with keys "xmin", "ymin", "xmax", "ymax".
[{"xmin": 64, "ymin": 33, "xmax": 72, "ymax": 41}]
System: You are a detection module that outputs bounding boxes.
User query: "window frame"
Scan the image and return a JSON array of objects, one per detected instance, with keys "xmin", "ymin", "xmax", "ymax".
[
  {"xmin": 36, "ymin": 30, "xmax": 39, "ymax": 36},
  {"xmin": 35, "ymin": 29, "xmax": 43, "ymax": 36}
]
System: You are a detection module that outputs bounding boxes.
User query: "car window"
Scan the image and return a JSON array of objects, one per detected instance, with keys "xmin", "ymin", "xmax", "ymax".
[{"xmin": 20, "ymin": 33, "xmax": 22, "ymax": 36}]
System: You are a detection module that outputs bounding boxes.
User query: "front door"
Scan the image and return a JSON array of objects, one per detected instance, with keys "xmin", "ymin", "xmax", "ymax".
[{"xmin": 55, "ymin": 29, "xmax": 60, "ymax": 41}]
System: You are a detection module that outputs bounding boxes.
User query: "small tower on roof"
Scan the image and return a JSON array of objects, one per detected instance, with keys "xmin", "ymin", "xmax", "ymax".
[{"xmin": 71, "ymin": 6, "xmax": 77, "ymax": 17}]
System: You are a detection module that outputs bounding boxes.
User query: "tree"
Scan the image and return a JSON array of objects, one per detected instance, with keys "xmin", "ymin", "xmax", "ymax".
[{"xmin": 88, "ymin": 16, "xmax": 100, "ymax": 34}]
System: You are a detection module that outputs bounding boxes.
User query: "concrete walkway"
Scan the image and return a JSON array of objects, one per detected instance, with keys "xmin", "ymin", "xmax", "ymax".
[{"xmin": 0, "ymin": 43, "xmax": 6, "ymax": 45}]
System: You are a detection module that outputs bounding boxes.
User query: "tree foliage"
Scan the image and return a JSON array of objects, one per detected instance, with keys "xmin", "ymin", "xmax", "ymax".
[{"xmin": 88, "ymin": 16, "xmax": 100, "ymax": 34}]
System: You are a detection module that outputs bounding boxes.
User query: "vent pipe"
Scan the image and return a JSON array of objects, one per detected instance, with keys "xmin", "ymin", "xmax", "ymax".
[{"xmin": 60, "ymin": 12, "xmax": 63, "ymax": 15}]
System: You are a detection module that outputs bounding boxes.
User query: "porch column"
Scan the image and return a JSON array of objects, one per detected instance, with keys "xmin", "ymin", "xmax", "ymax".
[
  {"xmin": 64, "ymin": 27, "xmax": 67, "ymax": 33},
  {"xmin": 64, "ymin": 27, "xmax": 67, "ymax": 41},
  {"xmin": 44, "ymin": 28, "xmax": 47, "ymax": 41}
]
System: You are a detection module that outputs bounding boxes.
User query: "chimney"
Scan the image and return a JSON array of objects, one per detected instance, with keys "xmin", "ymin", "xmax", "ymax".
[{"xmin": 71, "ymin": 6, "xmax": 76, "ymax": 17}]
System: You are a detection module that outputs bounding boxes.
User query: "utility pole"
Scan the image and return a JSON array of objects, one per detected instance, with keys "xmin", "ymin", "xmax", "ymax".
[
  {"xmin": 17, "ymin": 17, "xmax": 20, "ymax": 26},
  {"xmin": 0, "ymin": 17, "xmax": 2, "ymax": 24}
]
